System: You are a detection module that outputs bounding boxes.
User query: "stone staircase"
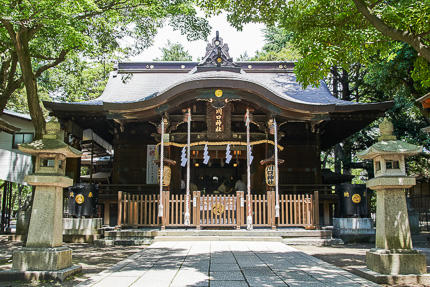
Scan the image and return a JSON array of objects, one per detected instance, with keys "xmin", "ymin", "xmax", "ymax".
[{"xmin": 96, "ymin": 228, "xmax": 342, "ymax": 246}]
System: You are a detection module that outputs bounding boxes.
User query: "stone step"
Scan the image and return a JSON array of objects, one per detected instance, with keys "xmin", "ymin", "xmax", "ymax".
[
  {"xmin": 105, "ymin": 229, "xmax": 332, "ymax": 239},
  {"xmin": 154, "ymin": 236, "xmax": 283, "ymax": 242},
  {"xmin": 283, "ymin": 237, "xmax": 343, "ymax": 246}
]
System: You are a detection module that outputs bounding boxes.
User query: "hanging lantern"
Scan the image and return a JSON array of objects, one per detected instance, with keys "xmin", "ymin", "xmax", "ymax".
[{"xmin": 157, "ymin": 166, "xmax": 171, "ymax": 186}]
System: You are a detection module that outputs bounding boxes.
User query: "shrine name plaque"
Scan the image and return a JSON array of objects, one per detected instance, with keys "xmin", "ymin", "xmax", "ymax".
[{"xmin": 206, "ymin": 102, "xmax": 231, "ymax": 139}]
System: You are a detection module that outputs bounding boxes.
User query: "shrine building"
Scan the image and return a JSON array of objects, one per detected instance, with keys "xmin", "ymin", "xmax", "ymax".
[{"xmin": 44, "ymin": 33, "xmax": 392, "ymax": 229}]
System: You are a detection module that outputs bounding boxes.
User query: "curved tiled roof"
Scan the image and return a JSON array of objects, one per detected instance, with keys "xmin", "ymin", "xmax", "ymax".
[{"xmin": 44, "ymin": 65, "xmax": 391, "ymax": 114}]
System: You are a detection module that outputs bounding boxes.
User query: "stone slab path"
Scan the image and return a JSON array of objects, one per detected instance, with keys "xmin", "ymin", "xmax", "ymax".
[{"xmin": 78, "ymin": 241, "xmax": 380, "ymax": 287}]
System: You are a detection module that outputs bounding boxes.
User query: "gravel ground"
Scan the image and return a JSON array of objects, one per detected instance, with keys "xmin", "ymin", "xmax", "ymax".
[{"xmin": 0, "ymin": 235, "xmax": 148, "ymax": 287}]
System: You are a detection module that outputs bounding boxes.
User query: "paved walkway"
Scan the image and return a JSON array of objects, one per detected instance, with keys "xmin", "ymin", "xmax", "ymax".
[{"xmin": 78, "ymin": 241, "xmax": 379, "ymax": 287}]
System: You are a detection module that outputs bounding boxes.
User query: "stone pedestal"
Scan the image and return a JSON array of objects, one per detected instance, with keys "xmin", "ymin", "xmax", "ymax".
[
  {"xmin": 11, "ymin": 178, "xmax": 74, "ymax": 273},
  {"xmin": 2, "ymin": 121, "xmax": 83, "ymax": 282},
  {"xmin": 12, "ymin": 247, "xmax": 72, "ymax": 271},
  {"xmin": 366, "ymin": 177, "xmax": 426, "ymax": 275},
  {"xmin": 366, "ymin": 249, "xmax": 426, "ymax": 275}
]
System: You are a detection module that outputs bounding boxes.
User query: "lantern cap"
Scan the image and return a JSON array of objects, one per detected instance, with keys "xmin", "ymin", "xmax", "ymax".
[
  {"xmin": 358, "ymin": 119, "xmax": 422, "ymax": 159},
  {"xmin": 18, "ymin": 120, "xmax": 82, "ymax": 157}
]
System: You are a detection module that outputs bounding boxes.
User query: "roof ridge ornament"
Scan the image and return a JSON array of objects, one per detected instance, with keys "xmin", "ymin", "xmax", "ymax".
[{"xmin": 195, "ymin": 31, "xmax": 241, "ymax": 73}]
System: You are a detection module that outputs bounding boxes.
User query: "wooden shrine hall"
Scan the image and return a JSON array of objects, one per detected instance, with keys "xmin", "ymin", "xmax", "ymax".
[{"xmin": 45, "ymin": 33, "xmax": 392, "ymax": 229}]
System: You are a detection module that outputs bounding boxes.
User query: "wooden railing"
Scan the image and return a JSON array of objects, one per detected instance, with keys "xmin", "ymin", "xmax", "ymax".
[
  {"xmin": 277, "ymin": 194, "xmax": 314, "ymax": 227},
  {"xmin": 118, "ymin": 190, "xmax": 319, "ymax": 229}
]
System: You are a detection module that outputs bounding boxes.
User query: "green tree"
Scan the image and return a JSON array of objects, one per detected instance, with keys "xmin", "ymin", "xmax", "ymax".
[
  {"xmin": 154, "ymin": 40, "xmax": 193, "ymax": 61},
  {"xmin": 0, "ymin": 0, "xmax": 209, "ymax": 139},
  {"xmin": 199, "ymin": 0, "xmax": 430, "ymax": 88},
  {"xmin": 250, "ymin": 27, "xmax": 300, "ymax": 61}
]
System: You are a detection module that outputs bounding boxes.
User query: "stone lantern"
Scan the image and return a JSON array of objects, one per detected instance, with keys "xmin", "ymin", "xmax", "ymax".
[
  {"xmin": 357, "ymin": 118, "xmax": 426, "ymax": 276},
  {"xmin": 12, "ymin": 121, "xmax": 82, "ymax": 279}
]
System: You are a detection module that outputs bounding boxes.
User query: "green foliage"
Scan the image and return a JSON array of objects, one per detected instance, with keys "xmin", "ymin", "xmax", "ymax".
[
  {"xmin": 253, "ymin": 45, "xmax": 300, "ymax": 61},
  {"xmin": 39, "ymin": 56, "xmax": 113, "ymax": 103},
  {"xmin": 199, "ymin": 0, "xmax": 430, "ymax": 89},
  {"xmin": 154, "ymin": 40, "xmax": 192, "ymax": 61},
  {"xmin": 0, "ymin": 0, "xmax": 210, "ymax": 129},
  {"xmin": 252, "ymin": 27, "xmax": 300, "ymax": 61}
]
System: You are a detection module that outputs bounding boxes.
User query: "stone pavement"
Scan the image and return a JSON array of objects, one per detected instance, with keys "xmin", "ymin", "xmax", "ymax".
[{"xmin": 78, "ymin": 241, "xmax": 380, "ymax": 287}]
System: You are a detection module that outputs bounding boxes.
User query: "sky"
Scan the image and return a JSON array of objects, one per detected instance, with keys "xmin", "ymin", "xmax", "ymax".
[{"xmin": 132, "ymin": 14, "xmax": 266, "ymax": 62}]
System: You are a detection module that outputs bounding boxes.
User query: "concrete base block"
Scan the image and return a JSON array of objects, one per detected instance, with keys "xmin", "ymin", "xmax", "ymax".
[
  {"xmin": 63, "ymin": 218, "xmax": 102, "ymax": 236},
  {"xmin": 12, "ymin": 246, "xmax": 72, "ymax": 271},
  {"xmin": 333, "ymin": 218, "xmax": 375, "ymax": 243},
  {"xmin": 353, "ymin": 267, "xmax": 430, "ymax": 285},
  {"xmin": 0, "ymin": 265, "xmax": 81, "ymax": 282},
  {"xmin": 366, "ymin": 249, "xmax": 426, "ymax": 275}
]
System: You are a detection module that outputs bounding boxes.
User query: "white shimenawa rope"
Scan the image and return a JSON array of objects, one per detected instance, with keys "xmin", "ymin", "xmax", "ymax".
[
  {"xmin": 274, "ymin": 118, "xmax": 280, "ymax": 218},
  {"xmin": 158, "ymin": 117, "xmax": 164, "ymax": 217},
  {"xmin": 246, "ymin": 108, "xmax": 253, "ymax": 230},
  {"xmin": 184, "ymin": 108, "xmax": 191, "ymax": 226}
]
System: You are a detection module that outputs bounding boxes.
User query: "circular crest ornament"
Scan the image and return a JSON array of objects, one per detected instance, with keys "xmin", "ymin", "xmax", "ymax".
[
  {"xmin": 75, "ymin": 194, "xmax": 85, "ymax": 205},
  {"xmin": 352, "ymin": 194, "xmax": 361, "ymax": 204},
  {"xmin": 212, "ymin": 202, "xmax": 225, "ymax": 215},
  {"xmin": 215, "ymin": 89, "xmax": 223, "ymax": 98}
]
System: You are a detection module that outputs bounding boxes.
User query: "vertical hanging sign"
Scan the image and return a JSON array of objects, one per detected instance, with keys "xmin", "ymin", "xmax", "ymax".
[
  {"xmin": 206, "ymin": 102, "xmax": 231, "ymax": 139},
  {"xmin": 146, "ymin": 145, "xmax": 158, "ymax": 184}
]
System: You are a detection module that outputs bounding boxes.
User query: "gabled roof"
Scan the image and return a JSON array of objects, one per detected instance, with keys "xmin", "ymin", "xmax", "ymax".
[
  {"xmin": 2, "ymin": 109, "xmax": 32, "ymax": 121},
  {"xmin": 44, "ymin": 63, "xmax": 391, "ymax": 115},
  {"xmin": 44, "ymin": 32, "xmax": 392, "ymax": 119}
]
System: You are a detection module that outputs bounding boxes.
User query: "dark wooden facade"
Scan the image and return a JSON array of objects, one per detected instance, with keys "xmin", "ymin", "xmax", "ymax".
[{"xmin": 46, "ymin": 34, "xmax": 392, "ymax": 227}]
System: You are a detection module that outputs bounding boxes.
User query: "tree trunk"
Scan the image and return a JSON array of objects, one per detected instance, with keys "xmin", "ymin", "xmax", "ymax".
[
  {"xmin": 0, "ymin": 53, "xmax": 22, "ymax": 115},
  {"xmin": 14, "ymin": 29, "xmax": 45, "ymax": 139}
]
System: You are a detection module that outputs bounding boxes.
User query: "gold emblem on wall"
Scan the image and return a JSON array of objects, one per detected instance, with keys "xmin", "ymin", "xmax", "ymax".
[
  {"xmin": 75, "ymin": 194, "xmax": 85, "ymax": 205},
  {"xmin": 215, "ymin": 89, "xmax": 223, "ymax": 98},
  {"xmin": 352, "ymin": 194, "xmax": 361, "ymax": 204},
  {"xmin": 212, "ymin": 202, "xmax": 225, "ymax": 215}
]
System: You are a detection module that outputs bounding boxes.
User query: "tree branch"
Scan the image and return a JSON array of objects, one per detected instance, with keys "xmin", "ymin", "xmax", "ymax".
[
  {"xmin": 352, "ymin": 0, "xmax": 430, "ymax": 62},
  {"xmin": 0, "ymin": 18, "xmax": 17, "ymax": 43},
  {"xmin": 34, "ymin": 49, "xmax": 68, "ymax": 78}
]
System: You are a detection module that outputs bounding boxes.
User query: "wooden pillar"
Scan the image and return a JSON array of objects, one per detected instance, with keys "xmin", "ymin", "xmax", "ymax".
[
  {"xmin": 313, "ymin": 190, "xmax": 320, "ymax": 229},
  {"xmin": 194, "ymin": 191, "xmax": 201, "ymax": 230},
  {"xmin": 104, "ymin": 202, "xmax": 110, "ymax": 225},
  {"xmin": 236, "ymin": 191, "xmax": 244, "ymax": 229},
  {"xmin": 117, "ymin": 191, "xmax": 123, "ymax": 226},
  {"xmin": 323, "ymin": 201, "xmax": 330, "ymax": 226}
]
